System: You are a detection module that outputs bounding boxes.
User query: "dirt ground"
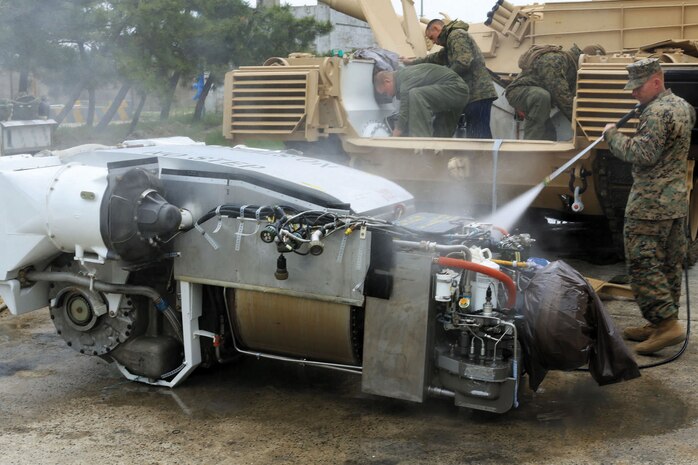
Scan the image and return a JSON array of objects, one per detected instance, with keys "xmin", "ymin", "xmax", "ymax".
[{"xmin": 1, "ymin": 258, "xmax": 697, "ymax": 465}]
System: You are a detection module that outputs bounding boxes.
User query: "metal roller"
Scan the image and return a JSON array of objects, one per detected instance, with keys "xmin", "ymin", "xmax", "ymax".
[{"xmin": 228, "ymin": 289, "xmax": 358, "ymax": 365}]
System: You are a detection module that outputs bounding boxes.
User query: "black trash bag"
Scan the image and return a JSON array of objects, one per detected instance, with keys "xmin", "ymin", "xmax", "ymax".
[{"xmin": 516, "ymin": 260, "xmax": 640, "ymax": 391}]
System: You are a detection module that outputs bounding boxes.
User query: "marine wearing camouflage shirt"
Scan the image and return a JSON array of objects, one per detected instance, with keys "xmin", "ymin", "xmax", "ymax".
[
  {"xmin": 411, "ymin": 20, "xmax": 496, "ymax": 105},
  {"xmin": 603, "ymin": 58, "xmax": 696, "ymax": 355},
  {"xmin": 505, "ymin": 45, "xmax": 581, "ymax": 140},
  {"xmin": 605, "ymin": 88, "xmax": 695, "ymax": 220},
  {"xmin": 409, "ymin": 19, "xmax": 497, "ymax": 138}
]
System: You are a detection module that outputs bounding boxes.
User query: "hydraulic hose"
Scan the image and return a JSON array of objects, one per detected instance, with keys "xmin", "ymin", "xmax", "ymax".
[{"xmin": 435, "ymin": 256, "xmax": 516, "ymax": 308}]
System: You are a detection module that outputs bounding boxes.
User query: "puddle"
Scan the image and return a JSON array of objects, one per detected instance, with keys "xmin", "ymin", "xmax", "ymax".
[
  {"xmin": 15, "ymin": 369, "xmax": 56, "ymax": 379},
  {"xmin": 97, "ymin": 358, "xmax": 360, "ymax": 420},
  {"xmin": 506, "ymin": 371, "xmax": 691, "ymax": 438},
  {"xmin": 0, "ymin": 361, "xmax": 33, "ymax": 377},
  {"xmin": 0, "ymin": 321, "xmax": 20, "ymax": 342}
]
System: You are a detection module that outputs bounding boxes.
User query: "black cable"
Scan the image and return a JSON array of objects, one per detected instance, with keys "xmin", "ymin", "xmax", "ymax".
[{"xmin": 575, "ymin": 246, "xmax": 692, "ymax": 373}]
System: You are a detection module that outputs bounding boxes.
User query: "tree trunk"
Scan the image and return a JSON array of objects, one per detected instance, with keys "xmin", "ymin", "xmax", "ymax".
[
  {"xmin": 126, "ymin": 92, "xmax": 147, "ymax": 137},
  {"xmin": 96, "ymin": 82, "xmax": 132, "ymax": 130},
  {"xmin": 192, "ymin": 73, "xmax": 215, "ymax": 122},
  {"xmin": 159, "ymin": 72, "xmax": 180, "ymax": 120},
  {"xmin": 55, "ymin": 77, "xmax": 89, "ymax": 125},
  {"xmin": 86, "ymin": 85, "xmax": 96, "ymax": 127}
]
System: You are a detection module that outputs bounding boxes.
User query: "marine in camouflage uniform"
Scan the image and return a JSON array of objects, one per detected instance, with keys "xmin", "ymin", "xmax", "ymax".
[
  {"xmin": 409, "ymin": 19, "xmax": 497, "ymax": 139},
  {"xmin": 604, "ymin": 58, "xmax": 696, "ymax": 354},
  {"xmin": 505, "ymin": 45, "xmax": 581, "ymax": 140},
  {"xmin": 374, "ymin": 63, "xmax": 469, "ymax": 137}
]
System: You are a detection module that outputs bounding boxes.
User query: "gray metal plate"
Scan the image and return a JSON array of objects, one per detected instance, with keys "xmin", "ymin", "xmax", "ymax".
[{"xmin": 361, "ymin": 251, "xmax": 434, "ymax": 402}]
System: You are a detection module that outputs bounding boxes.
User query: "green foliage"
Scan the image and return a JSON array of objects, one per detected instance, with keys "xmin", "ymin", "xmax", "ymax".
[
  {"xmin": 0, "ymin": 0, "xmax": 334, "ymax": 120},
  {"xmin": 249, "ymin": 6, "xmax": 332, "ymax": 63}
]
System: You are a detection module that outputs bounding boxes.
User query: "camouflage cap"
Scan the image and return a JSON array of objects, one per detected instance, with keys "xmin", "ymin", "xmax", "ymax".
[{"xmin": 624, "ymin": 58, "xmax": 661, "ymax": 90}]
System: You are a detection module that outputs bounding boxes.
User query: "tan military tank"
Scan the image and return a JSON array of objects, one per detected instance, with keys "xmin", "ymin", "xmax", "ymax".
[{"xmin": 222, "ymin": 0, "xmax": 698, "ymax": 252}]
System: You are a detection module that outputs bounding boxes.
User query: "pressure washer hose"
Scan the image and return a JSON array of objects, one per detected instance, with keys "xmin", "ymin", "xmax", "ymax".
[
  {"xmin": 543, "ymin": 106, "xmax": 640, "ymax": 186},
  {"xmin": 575, "ymin": 263, "xmax": 691, "ymax": 373}
]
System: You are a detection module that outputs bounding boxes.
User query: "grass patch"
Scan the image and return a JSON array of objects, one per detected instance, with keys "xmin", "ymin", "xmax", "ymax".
[
  {"xmin": 52, "ymin": 112, "xmax": 286, "ymax": 150},
  {"xmin": 53, "ymin": 112, "xmax": 229, "ymax": 149}
]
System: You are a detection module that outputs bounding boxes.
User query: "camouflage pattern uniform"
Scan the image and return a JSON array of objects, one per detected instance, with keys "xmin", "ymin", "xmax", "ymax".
[
  {"xmin": 605, "ymin": 88, "xmax": 696, "ymax": 324},
  {"xmin": 505, "ymin": 46, "xmax": 580, "ymax": 140},
  {"xmin": 394, "ymin": 63, "xmax": 469, "ymax": 137},
  {"xmin": 410, "ymin": 20, "xmax": 497, "ymax": 138}
]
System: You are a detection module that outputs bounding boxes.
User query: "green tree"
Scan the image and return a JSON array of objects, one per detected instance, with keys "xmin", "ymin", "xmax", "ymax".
[
  {"xmin": 248, "ymin": 5, "xmax": 332, "ymax": 63},
  {"xmin": 49, "ymin": 0, "xmax": 115, "ymax": 126},
  {"xmin": 188, "ymin": 1, "xmax": 331, "ymax": 120},
  {"xmin": 108, "ymin": 0, "xmax": 201, "ymax": 120},
  {"xmin": 0, "ymin": 0, "xmax": 71, "ymax": 95},
  {"xmin": 0, "ymin": 0, "xmax": 332, "ymax": 127}
]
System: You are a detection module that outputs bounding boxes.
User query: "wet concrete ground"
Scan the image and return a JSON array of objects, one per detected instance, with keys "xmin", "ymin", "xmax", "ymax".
[{"xmin": 1, "ymin": 259, "xmax": 698, "ymax": 465}]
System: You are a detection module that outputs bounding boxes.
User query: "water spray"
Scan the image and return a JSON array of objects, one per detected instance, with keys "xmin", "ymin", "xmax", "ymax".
[{"xmin": 482, "ymin": 105, "xmax": 640, "ymax": 230}]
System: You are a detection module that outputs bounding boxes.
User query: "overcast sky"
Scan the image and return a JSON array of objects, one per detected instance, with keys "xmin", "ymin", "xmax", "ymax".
[{"xmin": 277, "ymin": 0, "xmax": 585, "ymax": 23}]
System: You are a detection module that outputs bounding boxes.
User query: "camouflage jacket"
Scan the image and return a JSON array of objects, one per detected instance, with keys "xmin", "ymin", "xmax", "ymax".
[
  {"xmin": 411, "ymin": 20, "xmax": 497, "ymax": 104},
  {"xmin": 604, "ymin": 89, "xmax": 696, "ymax": 220},
  {"xmin": 506, "ymin": 49, "xmax": 579, "ymax": 120},
  {"xmin": 394, "ymin": 64, "xmax": 467, "ymax": 132}
]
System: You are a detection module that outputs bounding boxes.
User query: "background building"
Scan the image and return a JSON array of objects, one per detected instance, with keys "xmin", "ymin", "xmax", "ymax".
[{"xmin": 291, "ymin": 3, "xmax": 376, "ymax": 54}]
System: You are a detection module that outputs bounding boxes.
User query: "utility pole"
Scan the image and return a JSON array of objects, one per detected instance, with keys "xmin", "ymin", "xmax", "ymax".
[{"xmin": 420, "ymin": 0, "xmax": 423, "ymax": 17}]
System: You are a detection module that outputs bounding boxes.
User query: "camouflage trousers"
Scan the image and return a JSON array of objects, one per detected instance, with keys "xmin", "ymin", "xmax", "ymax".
[
  {"xmin": 505, "ymin": 86, "xmax": 556, "ymax": 141},
  {"xmin": 624, "ymin": 217, "xmax": 687, "ymax": 324},
  {"xmin": 406, "ymin": 80, "xmax": 469, "ymax": 137}
]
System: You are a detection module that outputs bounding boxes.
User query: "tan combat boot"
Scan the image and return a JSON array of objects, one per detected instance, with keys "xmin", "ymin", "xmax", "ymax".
[
  {"xmin": 623, "ymin": 323, "xmax": 657, "ymax": 342},
  {"xmin": 634, "ymin": 318, "xmax": 686, "ymax": 355}
]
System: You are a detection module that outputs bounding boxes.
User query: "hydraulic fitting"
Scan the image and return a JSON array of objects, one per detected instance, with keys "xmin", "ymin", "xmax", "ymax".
[
  {"xmin": 260, "ymin": 225, "xmax": 277, "ymax": 243},
  {"xmin": 571, "ymin": 186, "xmax": 584, "ymax": 212},
  {"xmin": 309, "ymin": 230, "xmax": 324, "ymax": 256},
  {"xmin": 274, "ymin": 254, "xmax": 289, "ymax": 280}
]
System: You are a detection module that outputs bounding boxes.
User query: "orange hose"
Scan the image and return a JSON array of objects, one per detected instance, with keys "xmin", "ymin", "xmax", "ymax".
[
  {"xmin": 436, "ymin": 256, "xmax": 517, "ymax": 308},
  {"xmin": 492, "ymin": 225, "xmax": 509, "ymax": 237}
]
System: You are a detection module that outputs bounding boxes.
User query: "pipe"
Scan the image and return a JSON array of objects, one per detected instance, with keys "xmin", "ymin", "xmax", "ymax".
[
  {"xmin": 25, "ymin": 270, "xmax": 183, "ymax": 342},
  {"xmin": 427, "ymin": 386, "xmax": 456, "ymax": 399},
  {"xmin": 393, "ymin": 240, "xmax": 472, "ymax": 257},
  {"xmin": 435, "ymin": 257, "xmax": 517, "ymax": 308},
  {"xmin": 491, "ymin": 259, "xmax": 529, "ymax": 268},
  {"xmin": 501, "ymin": 320, "xmax": 519, "ymax": 408}
]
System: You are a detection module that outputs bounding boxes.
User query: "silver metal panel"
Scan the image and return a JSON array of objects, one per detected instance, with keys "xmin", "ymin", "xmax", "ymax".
[
  {"xmin": 172, "ymin": 177, "xmax": 371, "ymax": 305},
  {"xmin": 361, "ymin": 251, "xmax": 433, "ymax": 403},
  {"xmin": 68, "ymin": 144, "xmax": 413, "ymax": 216},
  {"xmin": 0, "ymin": 119, "xmax": 56, "ymax": 155}
]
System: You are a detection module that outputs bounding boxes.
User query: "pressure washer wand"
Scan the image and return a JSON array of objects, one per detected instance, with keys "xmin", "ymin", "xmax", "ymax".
[{"xmin": 542, "ymin": 105, "xmax": 640, "ymax": 186}]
